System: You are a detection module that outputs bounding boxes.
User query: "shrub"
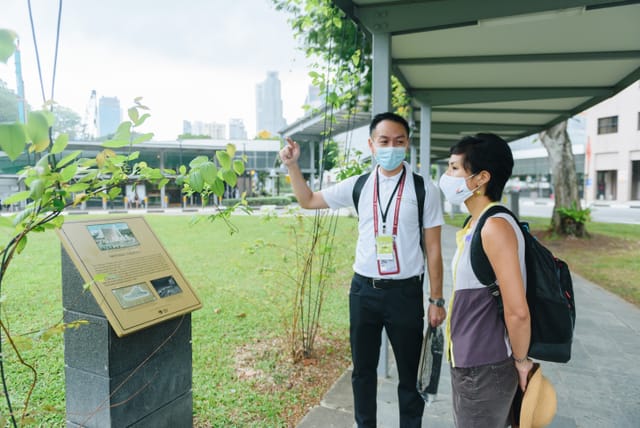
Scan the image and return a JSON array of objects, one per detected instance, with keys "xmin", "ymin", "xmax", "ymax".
[{"xmin": 221, "ymin": 196, "xmax": 291, "ymax": 207}]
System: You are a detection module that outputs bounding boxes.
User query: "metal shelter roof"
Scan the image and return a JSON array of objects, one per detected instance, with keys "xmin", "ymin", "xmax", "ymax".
[
  {"xmin": 287, "ymin": 0, "xmax": 640, "ymax": 161},
  {"xmin": 279, "ymin": 100, "xmax": 373, "ymax": 143}
]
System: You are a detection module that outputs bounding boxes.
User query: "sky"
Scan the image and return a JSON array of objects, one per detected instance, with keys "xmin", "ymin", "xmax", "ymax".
[{"xmin": 0, "ymin": 0, "xmax": 313, "ymax": 140}]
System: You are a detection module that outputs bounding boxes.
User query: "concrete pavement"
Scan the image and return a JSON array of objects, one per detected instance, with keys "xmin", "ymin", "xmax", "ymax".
[{"xmin": 296, "ymin": 224, "xmax": 640, "ymax": 428}]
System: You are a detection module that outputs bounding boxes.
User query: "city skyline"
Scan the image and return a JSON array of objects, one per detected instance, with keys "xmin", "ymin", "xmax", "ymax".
[
  {"xmin": 256, "ymin": 71, "xmax": 287, "ymax": 136},
  {"xmin": 0, "ymin": 0, "xmax": 312, "ymax": 140},
  {"xmin": 98, "ymin": 96, "xmax": 121, "ymax": 137},
  {"xmin": 181, "ymin": 118, "xmax": 249, "ymax": 140}
]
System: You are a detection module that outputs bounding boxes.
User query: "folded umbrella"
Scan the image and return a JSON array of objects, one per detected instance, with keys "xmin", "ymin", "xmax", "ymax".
[{"xmin": 416, "ymin": 324, "xmax": 444, "ymax": 403}]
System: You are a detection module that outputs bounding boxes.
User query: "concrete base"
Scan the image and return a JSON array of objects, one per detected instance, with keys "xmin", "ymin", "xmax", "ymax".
[{"xmin": 62, "ymin": 246, "xmax": 194, "ymax": 427}]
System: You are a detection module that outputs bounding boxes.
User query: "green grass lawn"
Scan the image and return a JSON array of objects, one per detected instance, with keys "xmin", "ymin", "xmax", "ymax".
[
  {"xmin": 1, "ymin": 211, "xmax": 637, "ymax": 425},
  {"xmin": 0, "ymin": 213, "xmax": 357, "ymax": 426}
]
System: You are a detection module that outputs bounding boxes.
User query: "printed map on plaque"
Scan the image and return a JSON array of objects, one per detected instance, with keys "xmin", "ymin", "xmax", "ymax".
[{"xmin": 57, "ymin": 216, "xmax": 202, "ymax": 336}]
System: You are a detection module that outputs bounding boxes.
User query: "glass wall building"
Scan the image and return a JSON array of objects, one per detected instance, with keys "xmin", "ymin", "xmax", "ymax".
[{"xmin": 0, "ymin": 139, "xmax": 281, "ymax": 210}]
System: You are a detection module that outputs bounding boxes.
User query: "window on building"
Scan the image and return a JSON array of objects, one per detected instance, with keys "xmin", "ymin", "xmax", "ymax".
[
  {"xmin": 637, "ymin": 112, "xmax": 640, "ymax": 130},
  {"xmin": 597, "ymin": 116, "xmax": 618, "ymax": 134}
]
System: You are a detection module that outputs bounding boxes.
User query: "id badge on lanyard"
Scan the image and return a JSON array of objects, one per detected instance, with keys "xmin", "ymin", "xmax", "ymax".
[
  {"xmin": 376, "ymin": 234, "xmax": 399, "ymax": 274},
  {"xmin": 373, "ymin": 167, "xmax": 406, "ymax": 276}
]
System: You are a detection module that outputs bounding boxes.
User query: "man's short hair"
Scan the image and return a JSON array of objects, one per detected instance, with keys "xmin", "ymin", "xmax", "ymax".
[{"xmin": 369, "ymin": 112, "xmax": 410, "ymax": 137}]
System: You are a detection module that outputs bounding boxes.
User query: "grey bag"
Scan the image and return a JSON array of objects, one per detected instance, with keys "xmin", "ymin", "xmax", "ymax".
[{"xmin": 416, "ymin": 324, "xmax": 444, "ymax": 403}]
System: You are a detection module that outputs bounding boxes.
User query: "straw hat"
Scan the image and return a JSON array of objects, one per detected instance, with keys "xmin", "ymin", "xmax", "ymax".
[{"xmin": 519, "ymin": 363, "xmax": 557, "ymax": 428}]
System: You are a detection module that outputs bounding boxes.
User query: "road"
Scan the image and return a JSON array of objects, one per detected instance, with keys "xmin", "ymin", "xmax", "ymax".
[
  {"xmin": 519, "ymin": 198, "xmax": 640, "ymax": 225},
  {"xmin": 444, "ymin": 197, "xmax": 639, "ymax": 224}
]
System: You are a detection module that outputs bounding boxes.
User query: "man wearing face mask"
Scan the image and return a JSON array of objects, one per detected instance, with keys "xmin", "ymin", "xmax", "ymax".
[{"xmin": 279, "ymin": 112, "xmax": 445, "ymax": 428}]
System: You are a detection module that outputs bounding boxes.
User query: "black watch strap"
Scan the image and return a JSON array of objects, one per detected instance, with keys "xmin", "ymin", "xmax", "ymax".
[{"xmin": 429, "ymin": 297, "xmax": 445, "ymax": 307}]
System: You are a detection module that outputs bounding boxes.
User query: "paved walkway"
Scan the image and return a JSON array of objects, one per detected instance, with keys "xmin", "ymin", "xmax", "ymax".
[{"xmin": 297, "ymin": 224, "xmax": 640, "ymax": 428}]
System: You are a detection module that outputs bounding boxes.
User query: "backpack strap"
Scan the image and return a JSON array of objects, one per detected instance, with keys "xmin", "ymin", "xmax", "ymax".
[
  {"xmin": 468, "ymin": 204, "xmax": 520, "ymax": 314},
  {"xmin": 351, "ymin": 172, "xmax": 371, "ymax": 215},
  {"xmin": 412, "ymin": 173, "xmax": 425, "ymax": 254},
  {"xmin": 413, "ymin": 173, "xmax": 425, "ymax": 233}
]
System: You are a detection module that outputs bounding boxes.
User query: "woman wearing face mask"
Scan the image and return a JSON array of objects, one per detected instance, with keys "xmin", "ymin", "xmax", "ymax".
[{"xmin": 439, "ymin": 133, "xmax": 534, "ymax": 427}]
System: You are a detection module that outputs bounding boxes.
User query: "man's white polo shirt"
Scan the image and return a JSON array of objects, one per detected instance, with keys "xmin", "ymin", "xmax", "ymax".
[{"xmin": 320, "ymin": 162, "xmax": 444, "ymax": 279}]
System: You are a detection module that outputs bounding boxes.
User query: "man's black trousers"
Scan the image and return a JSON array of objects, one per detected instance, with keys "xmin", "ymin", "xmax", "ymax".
[{"xmin": 349, "ymin": 273, "xmax": 425, "ymax": 428}]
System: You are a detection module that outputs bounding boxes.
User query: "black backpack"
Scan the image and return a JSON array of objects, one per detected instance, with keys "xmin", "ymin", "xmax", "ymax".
[
  {"xmin": 352, "ymin": 170, "xmax": 426, "ymax": 251},
  {"xmin": 464, "ymin": 204, "xmax": 576, "ymax": 363}
]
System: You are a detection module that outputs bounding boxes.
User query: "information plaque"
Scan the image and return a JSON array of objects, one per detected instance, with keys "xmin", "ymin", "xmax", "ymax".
[{"xmin": 57, "ymin": 216, "xmax": 202, "ymax": 337}]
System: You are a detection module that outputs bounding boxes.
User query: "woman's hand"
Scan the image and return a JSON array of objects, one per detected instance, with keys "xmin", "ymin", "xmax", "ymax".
[{"xmin": 515, "ymin": 358, "xmax": 534, "ymax": 391}]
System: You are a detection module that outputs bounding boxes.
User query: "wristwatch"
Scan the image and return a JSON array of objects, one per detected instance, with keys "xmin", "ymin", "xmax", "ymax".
[{"xmin": 428, "ymin": 297, "xmax": 445, "ymax": 307}]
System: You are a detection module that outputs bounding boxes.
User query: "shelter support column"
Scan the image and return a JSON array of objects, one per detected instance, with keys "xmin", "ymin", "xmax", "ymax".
[
  {"xmin": 159, "ymin": 151, "xmax": 166, "ymax": 208},
  {"xmin": 419, "ymin": 102, "xmax": 432, "ymax": 179},
  {"xmin": 372, "ymin": 31, "xmax": 392, "ymax": 378},
  {"xmin": 410, "ymin": 146, "xmax": 417, "ymax": 170},
  {"xmin": 371, "ymin": 32, "xmax": 392, "ymax": 114}
]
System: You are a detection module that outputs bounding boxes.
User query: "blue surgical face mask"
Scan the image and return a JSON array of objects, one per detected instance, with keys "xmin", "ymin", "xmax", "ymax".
[{"xmin": 375, "ymin": 147, "xmax": 406, "ymax": 171}]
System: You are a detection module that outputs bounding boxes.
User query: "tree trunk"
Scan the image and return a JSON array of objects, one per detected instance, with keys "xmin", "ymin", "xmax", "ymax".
[{"xmin": 538, "ymin": 120, "xmax": 586, "ymax": 236}]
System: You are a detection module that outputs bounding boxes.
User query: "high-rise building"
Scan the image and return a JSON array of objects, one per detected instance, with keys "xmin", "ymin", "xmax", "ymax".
[
  {"xmin": 190, "ymin": 121, "xmax": 206, "ymax": 136},
  {"xmin": 305, "ymin": 85, "xmax": 322, "ymax": 110},
  {"xmin": 229, "ymin": 118, "xmax": 247, "ymax": 139},
  {"xmin": 98, "ymin": 96, "xmax": 121, "ymax": 137},
  {"xmin": 208, "ymin": 122, "xmax": 226, "ymax": 139},
  {"xmin": 255, "ymin": 71, "xmax": 286, "ymax": 136},
  {"xmin": 182, "ymin": 120, "xmax": 192, "ymax": 135},
  {"xmin": 183, "ymin": 120, "xmax": 226, "ymax": 139}
]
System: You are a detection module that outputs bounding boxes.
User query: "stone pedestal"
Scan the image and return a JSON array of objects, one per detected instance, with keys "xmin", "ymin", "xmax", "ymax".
[{"xmin": 61, "ymin": 248, "xmax": 194, "ymax": 427}]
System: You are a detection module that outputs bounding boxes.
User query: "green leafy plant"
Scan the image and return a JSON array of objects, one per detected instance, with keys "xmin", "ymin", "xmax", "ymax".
[
  {"xmin": 556, "ymin": 202, "xmax": 591, "ymax": 224},
  {"xmin": 289, "ymin": 211, "xmax": 339, "ymax": 360},
  {"xmin": 0, "ymin": 29, "xmax": 247, "ymax": 425},
  {"xmin": 556, "ymin": 202, "xmax": 591, "ymax": 237},
  {"xmin": 268, "ymin": 1, "xmax": 365, "ymax": 361},
  {"xmin": 335, "ymin": 148, "xmax": 370, "ymax": 181},
  {"xmin": 273, "ymin": 0, "xmax": 370, "ymax": 115},
  {"xmin": 258, "ymin": 209, "xmax": 340, "ymax": 360},
  {"xmin": 1, "ymin": 215, "xmax": 355, "ymax": 425},
  {"xmin": 221, "ymin": 196, "xmax": 291, "ymax": 207},
  {"xmin": 270, "ymin": 0, "xmax": 374, "ymax": 360}
]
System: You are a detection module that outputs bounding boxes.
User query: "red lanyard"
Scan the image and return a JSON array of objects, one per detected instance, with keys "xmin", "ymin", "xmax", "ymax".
[{"xmin": 373, "ymin": 166, "xmax": 407, "ymax": 236}]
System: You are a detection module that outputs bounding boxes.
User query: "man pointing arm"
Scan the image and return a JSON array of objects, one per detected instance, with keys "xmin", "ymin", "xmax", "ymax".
[{"xmin": 279, "ymin": 137, "xmax": 328, "ymax": 209}]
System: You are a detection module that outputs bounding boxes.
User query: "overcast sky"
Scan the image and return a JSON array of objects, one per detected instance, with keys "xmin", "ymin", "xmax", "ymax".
[{"xmin": 0, "ymin": 0, "xmax": 313, "ymax": 139}]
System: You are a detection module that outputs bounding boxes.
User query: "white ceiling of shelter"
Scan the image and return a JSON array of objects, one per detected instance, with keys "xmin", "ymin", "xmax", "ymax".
[{"xmin": 308, "ymin": 0, "xmax": 640, "ymax": 159}]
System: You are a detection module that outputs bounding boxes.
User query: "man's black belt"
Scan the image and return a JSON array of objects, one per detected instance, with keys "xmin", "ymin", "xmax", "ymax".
[{"xmin": 354, "ymin": 272, "xmax": 422, "ymax": 290}]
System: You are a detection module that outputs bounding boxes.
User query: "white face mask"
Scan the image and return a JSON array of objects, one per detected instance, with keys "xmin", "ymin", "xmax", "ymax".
[{"xmin": 438, "ymin": 173, "xmax": 478, "ymax": 205}]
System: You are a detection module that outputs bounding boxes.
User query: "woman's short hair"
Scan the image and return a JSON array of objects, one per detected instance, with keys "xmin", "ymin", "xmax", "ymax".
[{"xmin": 448, "ymin": 133, "xmax": 514, "ymax": 201}]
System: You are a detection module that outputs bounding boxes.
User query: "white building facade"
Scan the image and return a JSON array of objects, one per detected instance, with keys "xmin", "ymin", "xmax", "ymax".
[
  {"xmin": 183, "ymin": 120, "xmax": 226, "ymax": 139},
  {"xmin": 228, "ymin": 118, "xmax": 248, "ymax": 139},
  {"xmin": 583, "ymin": 80, "xmax": 640, "ymax": 203}
]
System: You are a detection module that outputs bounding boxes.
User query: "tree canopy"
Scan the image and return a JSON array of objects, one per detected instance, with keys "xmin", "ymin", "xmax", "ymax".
[
  {"xmin": 273, "ymin": 0, "xmax": 371, "ymax": 113},
  {"xmin": 52, "ymin": 104, "xmax": 81, "ymax": 140}
]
